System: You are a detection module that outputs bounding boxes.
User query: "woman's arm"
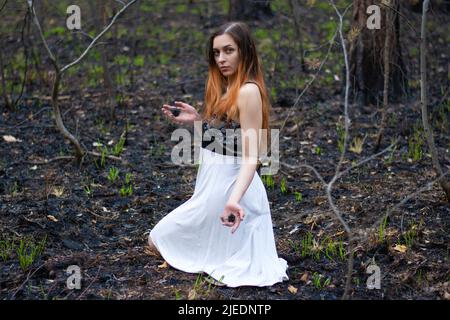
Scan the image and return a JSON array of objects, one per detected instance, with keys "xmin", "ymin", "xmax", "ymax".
[{"xmin": 220, "ymin": 83, "xmax": 262, "ymax": 233}]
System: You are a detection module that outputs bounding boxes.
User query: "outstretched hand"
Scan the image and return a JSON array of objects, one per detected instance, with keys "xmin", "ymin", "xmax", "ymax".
[
  {"xmin": 220, "ymin": 201, "xmax": 245, "ymax": 234},
  {"xmin": 161, "ymin": 101, "xmax": 200, "ymax": 125}
]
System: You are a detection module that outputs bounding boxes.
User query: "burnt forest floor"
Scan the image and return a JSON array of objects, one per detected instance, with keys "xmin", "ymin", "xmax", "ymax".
[{"xmin": 0, "ymin": 1, "xmax": 449, "ymax": 300}]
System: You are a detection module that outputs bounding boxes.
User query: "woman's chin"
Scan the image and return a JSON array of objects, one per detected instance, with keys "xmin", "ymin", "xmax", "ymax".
[{"xmin": 221, "ymin": 70, "xmax": 235, "ymax": 77}]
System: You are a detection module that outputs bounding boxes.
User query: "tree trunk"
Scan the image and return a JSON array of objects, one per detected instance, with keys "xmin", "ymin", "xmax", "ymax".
[
  {"xmin": 348, "ymin": 0, "xmax": 408, "ymax": 106},
  {"xmin": 0, "ymin": 46, "xmax": 12, "ymax": 110},
  {"xmin": 228, "ymin": 0, "xmax": 273, "ymax": 21},
  {"xmin": 88, "ymin": 0, "xmax": 116, "ymax": 120},
  {"xmin": 374, "ymin": 0, "xmax": 397, "ymax": 150},
  {"xmin": 288, "ymin": 0, "xmax": 306, "ymax": 72},
  {"xmin": 419, "ymin": 0, "xmax": 450, "ymax": 202}
]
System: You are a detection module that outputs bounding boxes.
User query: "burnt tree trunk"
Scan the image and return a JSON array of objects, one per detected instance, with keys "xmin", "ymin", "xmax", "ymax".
[
  {"xmin": 228, "ymin": 0, "xmax": 273, "ymax": 21},
  {"xmin": 348, "ymin": 0, "xmax": 408, "ymax": 106}
]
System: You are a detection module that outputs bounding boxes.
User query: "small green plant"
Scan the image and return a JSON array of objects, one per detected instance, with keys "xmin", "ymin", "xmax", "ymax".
[
  {"xmin": 16, "ymin": 235, "xmax": 47, "ymax": 271},
  {"xmin": 108, "ymin": 167, "xmax": 120, "ymax": 184},
  {"xmin": 83, "ymin": 180, "xmax": 94, "ymax": 197},
  {"xmin": 125, "ymin": 173, "xmax": 132, "ymax": 185},
  {"xmin": 386, "ymin": 142, "xmax": 398, "ymax": 165},
  {"xmin": 149, "ymin": 144, "xmax": 166, "ymax": 157},
  {"xmin": 112, "ymin": 137, "xmax": 126, "ymax": 156},
  {"xmin": 94, "ymin": 143, "xmax": 109, "ymax": 169},
  {"xmin": 9, "ymin": 181, "xmax": 20, "ymax": 197},
  {"xmin": 133, "ymin": 55, "xmax": 145, "ymax": 67},
  {"xmin": 294, "ymin": 191, "xmax": 303, "ymax": 202},
  {"xmin": 402, "ymin": 225, "xmax": 417, "ymax": 248},
  {"xmin": 97, "ymin": 118, "xmax": 108, "ymax": 135},
  {"xmin": 313, "ymin": 146, "xmax": 322, "ymax": 156},
  {"xmin": 188, "ymin": 273, "xmax": 223, "ymax": 299},
  {"xmin": 407, "ymin": 127, "xmax": 424, "ymax": 162},
  {"xmin": 324, "ymin": 237, "xmax": 337, "ymax": 260},
  {"xmin": 288, "ymin": 240, "xmax": 299, "ymax": 253},
  {"xmin": 378, "ymin": 214, "xmax": 388, "ymax": 243},
  {"xmin": 119, "ymin": 173, "xmax": 133, "ymax": 197},
  {"xmin": 280, "ymin": 177, "xmax": 288, "ymax": 194},
  {"xmin": 301, "ymin": 232, "xmax": 313, "ymax": 258},
  {"xmin": 313, "ymin": 245, "xmax": 322, "ymax": 261},
  {"xmin": 338, "ymin": 238, "xmax": 346, "ymax": 261},
  {"xmin": 0, "ymin": 238, "xmax": 16, "ymax": 262},
  {"xmin": 174, "ymin": 289, "xmax": 182, "ymax": 300},
  {"xmin": 261, "ymin": 174, "xmax": 275, "ymax": 189},
  {"xmin": 349, "ymin": 135, "xmax": 367, "ymax": 154},
  {"xmin": 312, "ymin": 272, "xmax": 331, "ymax": 290},
  {"xmin": 417, "ymin": 269, "xmax": 423, "ymax": 287},
  {"xmin": 119, "ymin": 184, "xmax": 133, "ymax": 197}
]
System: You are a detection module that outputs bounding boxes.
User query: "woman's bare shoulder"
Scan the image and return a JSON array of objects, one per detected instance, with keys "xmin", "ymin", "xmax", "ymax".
[
  {"xmin": 237, "ymin": 82, "xmax": 262, "ymax": 111},
  {"xmin": 239, "ymin": 82, "xmax": 260, "ymax": 95}
]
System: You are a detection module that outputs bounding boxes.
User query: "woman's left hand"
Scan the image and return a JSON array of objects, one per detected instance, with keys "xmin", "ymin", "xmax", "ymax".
[{"xmin": 220, "ymin": 201, "xmax": 245, "ymax": 234}]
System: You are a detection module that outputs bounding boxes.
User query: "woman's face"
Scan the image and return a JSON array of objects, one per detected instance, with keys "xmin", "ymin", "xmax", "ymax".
[{"xmin": 213, "ymin": 34, "xmax": 240, "ymax": 78}]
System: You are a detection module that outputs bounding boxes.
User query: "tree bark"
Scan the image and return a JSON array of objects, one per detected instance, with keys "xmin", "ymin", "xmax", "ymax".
[
  {"xmin": 374, "ymin": 0, "xmax": 396, "ymax": 150},
  {"xmin": 288, "ymin": 0, "xmax": 306, "ymax": 72},
  {"xmin": 0, "ymin": 46, "xmax": 12, "ymax": 110},
  {"xmin": 348, "ymin": 0, "xmax": 408, "ymax": 106},
  {"xmin": 419, "ymin": 0, "xmax": 450, "ymax": 202}
]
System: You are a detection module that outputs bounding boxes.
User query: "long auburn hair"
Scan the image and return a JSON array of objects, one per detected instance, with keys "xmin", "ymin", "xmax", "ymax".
[{"xmin": 203, "ymin": 22, "xmax": 271, "ymax": 140}]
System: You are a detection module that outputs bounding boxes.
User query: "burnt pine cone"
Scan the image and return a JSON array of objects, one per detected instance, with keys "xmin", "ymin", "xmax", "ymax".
[{"xmin": 170, "ymin": 107, "xmax": 181, "ymax": 117}]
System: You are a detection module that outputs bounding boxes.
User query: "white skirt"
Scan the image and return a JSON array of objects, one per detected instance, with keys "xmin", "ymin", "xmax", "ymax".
[{"xmin": 149, "ymin": 147, "xmax": 289, "ymax": 287}]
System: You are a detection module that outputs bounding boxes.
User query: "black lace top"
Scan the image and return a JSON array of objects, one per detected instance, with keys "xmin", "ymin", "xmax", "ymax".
[{"xmin": 201, "ymin": 116, "xmax": 242, "ymax": 157}]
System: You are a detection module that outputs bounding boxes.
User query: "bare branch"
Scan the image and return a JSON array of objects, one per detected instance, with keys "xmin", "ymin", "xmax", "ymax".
[
  {"xmin": 328, "ymin": 0, "xmax": 353, "ymax": 300},
  {"xmin": 335, "ymin": 141, "xmax": 397, "ymax": 183},
  {"xmin": 26, "ymin": 0, "xmax": 58, "ymax": 69},
  {"xmin": 60, "ymin": 0, "xmax": 138, "ymax": 74},
  {"xmin": 280, "ymin": 162, "xmax": 327, "ymax": 186},
  {"xmin": 0, "ymin": 0, "xmax": 7, "ymax": 13}
]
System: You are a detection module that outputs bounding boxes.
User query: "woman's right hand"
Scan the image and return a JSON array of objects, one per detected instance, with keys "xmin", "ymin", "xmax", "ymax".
[{"xmin": 161, "ymin": 101, "xmax": 201, "ymax": 125}]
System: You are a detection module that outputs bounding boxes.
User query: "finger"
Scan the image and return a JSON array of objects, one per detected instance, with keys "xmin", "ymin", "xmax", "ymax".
[
  {"xmin": 174, "ymin": 101, "xmax": 190, "ymax": 110},
  {"xmin": 221, "ymin": 218, "xmax": 234, "ymax": 227},
  {"xmin": 231, "ymin": 219, "xmax": 241, "ymax": 234},
  {"xmin": 163, "ymin": 110, "xmax": 177, "ymax": 121}
]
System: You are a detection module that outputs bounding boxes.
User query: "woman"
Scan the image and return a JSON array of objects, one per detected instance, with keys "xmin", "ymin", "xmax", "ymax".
[{"xmin": 148, "ymin": 21, "xmax": 288, "ymax": 287}]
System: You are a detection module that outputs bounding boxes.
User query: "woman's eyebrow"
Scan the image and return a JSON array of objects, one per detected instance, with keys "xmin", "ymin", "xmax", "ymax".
[{"xmin": 213, "ymin": 44, "xmax": 234, "ymax": 50}]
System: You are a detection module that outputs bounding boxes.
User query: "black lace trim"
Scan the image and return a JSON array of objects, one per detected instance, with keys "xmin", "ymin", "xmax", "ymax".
[{"xmin": 201, "ymin": 117, "xmax": 241, "ymax": 157}]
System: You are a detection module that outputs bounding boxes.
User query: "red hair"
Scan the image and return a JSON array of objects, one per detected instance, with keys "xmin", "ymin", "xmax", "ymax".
[{"xmin": 203, "ymin": 21, "xmax": 271, "ymax": 136}]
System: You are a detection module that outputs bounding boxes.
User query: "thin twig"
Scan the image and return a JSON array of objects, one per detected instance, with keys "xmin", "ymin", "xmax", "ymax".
[
  {"xmin": 60, "ymin": 0, "xmax": 138, "ymax": 74},
  {"xmin": 10, "ymin": 262, "xmax": 47, "ymax": 300}
]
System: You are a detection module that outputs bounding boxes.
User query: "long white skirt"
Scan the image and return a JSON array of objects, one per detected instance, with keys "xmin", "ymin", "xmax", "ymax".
[{"xmin": 149, "ymin": 147, "xmax": 289, "ymax": 287}]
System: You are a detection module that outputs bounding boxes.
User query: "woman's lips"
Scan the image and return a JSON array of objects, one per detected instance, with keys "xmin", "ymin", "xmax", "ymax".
[{"xmin": 220, "ymin": 67, "xmax": 229, "ymax": 71}]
